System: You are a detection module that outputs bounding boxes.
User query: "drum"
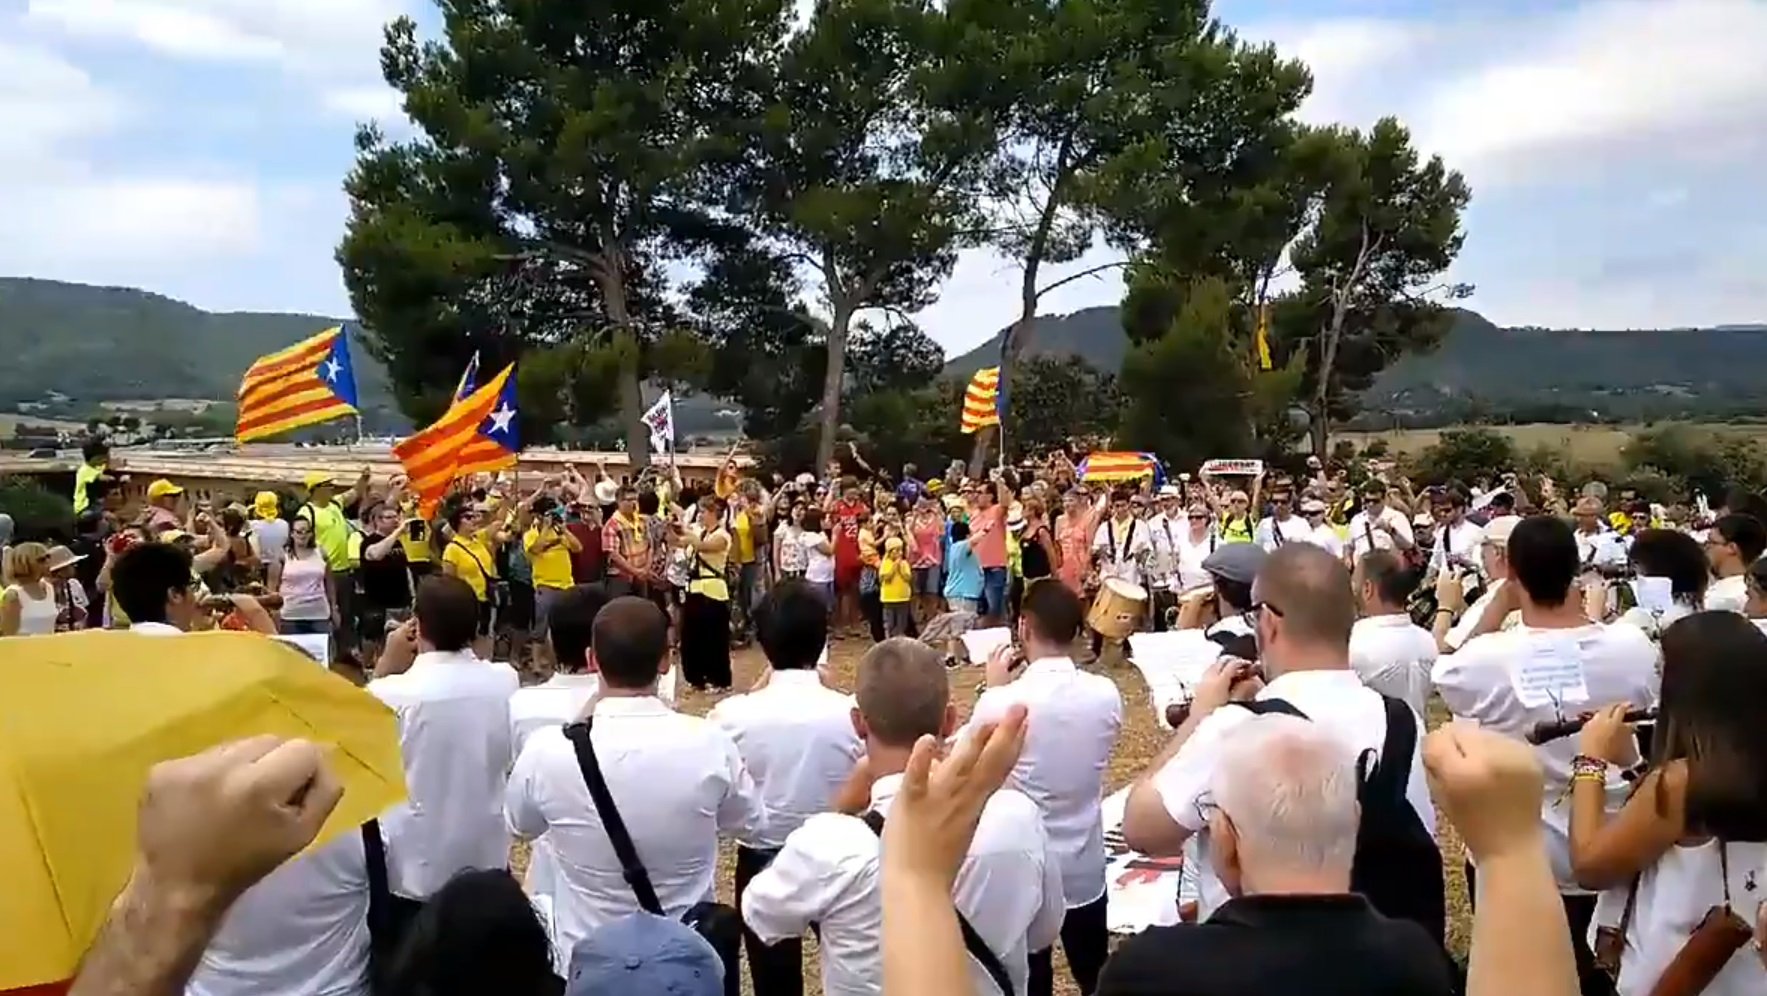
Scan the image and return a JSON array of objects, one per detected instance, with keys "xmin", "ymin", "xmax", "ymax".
[{"xmin": 1088, "ymin": 578, "xmax": 1148, "ymax": 641}]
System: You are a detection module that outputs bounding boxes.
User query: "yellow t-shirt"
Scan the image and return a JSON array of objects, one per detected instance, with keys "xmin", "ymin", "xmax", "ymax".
[
  {"xmin": 525, "ymin": 526, "xmax": 575, "ymax": 591},
  {"xmin": 732, "ymin": 512, "xmax": 756, "ymax": 565},
  {"xmin": 75, "ymin": 463, "xmax": 103, "ymax": 514},
  {"xmin": 399, "ymin": 503, "xmax": 431, "ymax": 563},
  {"xmin": 1220, "ymin": 514, "xmax": 1254, "ymax": 544},
  {"xmin": 444, "ymin": 534, "xmax": 498, "ymax": 602},
  {"xmin": 688, "ymin": 527, "xmax": 730, "ymax": 601},
  {"xmin": 301, "ymin": 502, "xmax": 354, "ymax": 572},
  {"xmin": 879, "ymin": 555, "xmax": 912, "ymax": 603}
]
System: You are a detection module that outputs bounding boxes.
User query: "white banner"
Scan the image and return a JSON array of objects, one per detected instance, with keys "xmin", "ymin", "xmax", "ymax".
[
  {"xmin": 1199, "ymin": 458, "xmax": 1263, "ymax": 477},
  {"xmin": 642, "ymin": 391, "xmax": 675, "ymax": 454}
]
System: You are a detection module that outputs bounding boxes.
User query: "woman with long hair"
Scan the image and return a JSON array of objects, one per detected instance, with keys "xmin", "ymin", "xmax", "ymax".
[
  {"xmin": 1, "ymin": 542, "xmax": 58, "ymax": 636},
  {"xmin": 675, "ymin": 496, "xmax": 733, "ymax": 691},
  {"xmin": 1611, "ymin": 528, "xmax": 1709, "ymax": 636},
  {"xmin": 271, "ymin": 515, "xmax": 334, "ymax": 637},
  {"xmin": 799, "ymin": 507, "xmax": 836, "ymax": 612},
  {"xmin": 1569, "ymin": 612, "xmax": 1767, "ymax": 996}
]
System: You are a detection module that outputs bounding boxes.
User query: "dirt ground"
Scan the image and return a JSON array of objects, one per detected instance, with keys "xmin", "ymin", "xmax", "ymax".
[{"xmin": 518, "ymin": 640, "xmax": 1472, "ymax": 996}]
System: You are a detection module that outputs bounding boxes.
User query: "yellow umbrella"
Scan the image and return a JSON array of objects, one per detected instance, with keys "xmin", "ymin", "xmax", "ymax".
[{"xmin": 0, "ymin": 630, "xmax": 406, "ymax": 991}]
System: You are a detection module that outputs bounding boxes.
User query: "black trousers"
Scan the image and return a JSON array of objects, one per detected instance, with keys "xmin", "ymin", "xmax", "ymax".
[
  {"xmin": 733, "ymin": 845, "xmax": 803, "ymax": 996},
  {"xmin": 681, "ymin": 593, "xmax": 733, "ymax": 690},
  {"xmin": 1465, "ymin": 862, "xmax": 1614, "ymax": 996},
  {"xmin": 1028, "ymin": 894, "xmax": 1109, "ymax": 996},
  {"xmin": 861, "ymin": 589, "xmax": 885, "ymax": 642}
]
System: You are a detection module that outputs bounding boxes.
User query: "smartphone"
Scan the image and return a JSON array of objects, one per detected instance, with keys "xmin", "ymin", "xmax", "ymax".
[{"xmin": 406, "ymin": 520, "xmax": 426, "ymax": 541}]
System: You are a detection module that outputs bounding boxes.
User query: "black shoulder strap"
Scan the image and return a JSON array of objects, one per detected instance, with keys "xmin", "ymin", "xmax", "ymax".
[
  {"xmin": 1370, "ymin": 695, "xmax": 1419, "ymax": 800},
  {"xmin": 362, "ymin": 819, "xmax": 392, "ymax": 933},
  {"xmin": 860, "ymin": 811, "xmax": 1015, "ymax": 996},
  {"xmin": 563, "ymin": 720, "xmax": 666, "ymax": 915},
  {"xmin": 1229, "ymin": 697, "xmax": 1308, "ymax": 719}
]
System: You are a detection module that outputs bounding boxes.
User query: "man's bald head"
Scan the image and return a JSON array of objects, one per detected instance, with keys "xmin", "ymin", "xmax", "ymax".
[
  {"xmin": 1252, "ymin": 543, "xmax": 1356, "ymax": 651},
  {"xmin": 855, "ymin": 638, "xmax": 953, "ymax": 748}
]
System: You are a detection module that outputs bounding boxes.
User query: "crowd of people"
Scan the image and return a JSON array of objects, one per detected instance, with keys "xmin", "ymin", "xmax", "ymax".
[{"xmin": 10, "ymin": 435, "xmax": 1767, "ymax": 996}]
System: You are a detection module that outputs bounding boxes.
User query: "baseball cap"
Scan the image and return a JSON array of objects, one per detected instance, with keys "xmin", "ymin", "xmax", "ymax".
[
  {"xmin": 593, "ymin": 480, "xmax": 620, "ymax": 505},
  {"xmin": 566, "ymin": 914, "xmax": 723, "ymax": 996},
  {"xmin": 1202, "ymin": 543, "xmax": 1265, "ymax": 585},
  {"xmin": 1157, "ymin": 485, "xmax": 1181, "ymax": 498},
  {"xmin": 1300, "ymin": 498, "xmax": 1327, "ymax": 514},
  {"xmin": 303, "ymin": 471, "xmax": 339, "ymax": 492},
  {"xmin": 1483, "ymin": 515, "xmax": 1523, "ymax": 547},
  {"xmin": 146, "ymin": 479, "xmax": 184, "ymax": 500}
]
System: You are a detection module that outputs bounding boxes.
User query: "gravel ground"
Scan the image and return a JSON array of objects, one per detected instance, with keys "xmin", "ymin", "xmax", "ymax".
[{"xmin": 513, "ymin": 639, "xmax": 1473, "ymax": 996}]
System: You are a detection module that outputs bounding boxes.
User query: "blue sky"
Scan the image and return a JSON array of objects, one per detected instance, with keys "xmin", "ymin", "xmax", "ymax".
[{"xmin": 4, "ymin": 0, "xmax": 1764, "ymax": 359}]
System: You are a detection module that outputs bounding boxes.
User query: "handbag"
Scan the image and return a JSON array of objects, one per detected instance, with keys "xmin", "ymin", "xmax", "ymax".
[
  {"xmin": 858, "ymin": 811, "xmax": 1016, "ymax": 996},
  {"xmin": 563, "ymin": 720, "xmax": 742, "ymax": 996}
]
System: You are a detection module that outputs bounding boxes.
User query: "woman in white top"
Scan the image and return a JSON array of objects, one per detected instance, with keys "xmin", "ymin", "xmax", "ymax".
[
  {"xmin": 1, "ymin": 542, "xmax": 59, "ymax": 636},
  {"xmin": 270, "ymin": 516, "xmax": 335, "ymax": 637},
  {"xmin": 1172, "ymin": 502, "xmax": 1218, "ymax": 593},
  {"xmin": 798, "ymin": 507, "xmax": 837, "ymax": 608},
  {"xmin": 773, "ymin": 501, "xmax": 807, "ymax": 580},
  {"xmin": 1610, "ymin": 530, "xmax": 1707, "ymax": 640},
  {"xmin": 1569, "ymin": 612, "xmax": 1767, "ymax": 996}
]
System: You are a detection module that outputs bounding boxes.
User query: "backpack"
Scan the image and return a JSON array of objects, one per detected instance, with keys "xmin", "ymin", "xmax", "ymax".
[{"xmin": 1232, "ymin": 694, "xmax": 1446, "ymax": 946}]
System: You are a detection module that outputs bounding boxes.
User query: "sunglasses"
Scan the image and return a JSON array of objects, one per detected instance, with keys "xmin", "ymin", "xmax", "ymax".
[{"xmin": 1188, "ymin": 513, "xmax": 1210, "ymax": 520}]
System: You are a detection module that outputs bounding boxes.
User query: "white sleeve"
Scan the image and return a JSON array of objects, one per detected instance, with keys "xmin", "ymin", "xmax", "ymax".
[
  {"xmin": 1028, "ymin": 811, "xmax": 1067, "ymax": 952},
  {"xmin": 715, "ymin": 732, "xmax": 769, "ymax": 846},
  {"xmin": 1151, "ymin": 706, "xmax": 1251, "ymax": 831},
  {"xmin": 504, "ymin": 737, "xmax": 550, "ymax": 840},
  {"xmin": 740, "ymin": 822, "xmax": 861, "ymax": 944}
]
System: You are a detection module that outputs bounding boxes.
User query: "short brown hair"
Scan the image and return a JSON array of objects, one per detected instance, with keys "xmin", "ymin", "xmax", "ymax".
[
  {"xmin": 1020, "ymin": 578, "xmax": 1083, "ymax": 646},
  {"xmin": 1258, "ymin": 544, "xmax": 1355, "ymax": 648},
  {"xmin": 855, "ymin": 638, "xmax": 949, "ymax": 748}
]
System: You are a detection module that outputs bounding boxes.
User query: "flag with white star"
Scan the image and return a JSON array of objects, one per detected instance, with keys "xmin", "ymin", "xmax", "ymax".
[
  {"xmin": 394, "ymin": 362, "xmax": 518, "ymax": 515},
  {"xmin": 235, "ymin": 325, "xmax": 360, "ymax": 442}
]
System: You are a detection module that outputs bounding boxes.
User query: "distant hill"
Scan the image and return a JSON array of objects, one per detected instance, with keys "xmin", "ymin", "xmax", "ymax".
[
  {"xmin": 945, "ymin": 307, "xmax": 1767, "ymax": 424},
  {"xmin": 0, "ymin": 277, "xmax": 404, "ymax": 428}
]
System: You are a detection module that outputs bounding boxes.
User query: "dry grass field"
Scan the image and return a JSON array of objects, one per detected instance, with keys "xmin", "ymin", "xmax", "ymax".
[
  {"xmin": 1338, "ymin": 421, "xmax": 1767, "ymax": 466},
  {"xmin": 519, "ymin": 639, "xmax": 1471, "ymax": 996}
]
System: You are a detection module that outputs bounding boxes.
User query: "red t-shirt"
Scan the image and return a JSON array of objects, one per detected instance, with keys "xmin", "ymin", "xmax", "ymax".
[
  {"xmin": 832, "ymin": 499, "xmax": 867, "ymax": 570},
  {"xmin": 971, "ymin": 503, "xmax": 1008, "ymax": 569},
  {"xmin": 566, "ymin": 522, "xmax": 603, "ymax": 583}
]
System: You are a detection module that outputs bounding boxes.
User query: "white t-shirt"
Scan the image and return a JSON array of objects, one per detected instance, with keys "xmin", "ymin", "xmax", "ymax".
[
  {"xmin": 1606, "ymin": 840, "xmax": 1767, "ymax": 996},
  {"xmin": 1348, "ymin": 614, "xmax": 1439, "ymax": 716},
  {"xmin": 1172, "ymin": 528, "xmax": 1217, "ymax": 593},
  {"xmin": 1094, "ymin": 516, "xmax": 1154, "ymax": 589},
  {"xmin": 801, "ymin": 531, "xmax": 836, "ymax": 584},
  {"xmin": 1347, "ymin": 506, "xmax": 1414, "ymax": 561},
  {"xmin": 1705, "ymin": 574, "xmax": 1748, "ymax": 614},
  {"xmin": 1255, "ymin": 514, "xmax": 1312, "ymax": 552},
  {"xmin": 1432, "ymin": 623, "xmax": 1658, "ymax": 892},
  {"xmin": 1304, "ymin": 523, "xmax": 1344, "ymax": 558}
]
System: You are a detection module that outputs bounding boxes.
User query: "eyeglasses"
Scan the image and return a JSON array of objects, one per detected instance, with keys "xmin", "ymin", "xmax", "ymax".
[
  {"xmin": 1188, "ymin": 513, "xmax": 1210, "ymax": 521},
  {"xmin": 1252, "ymin": 599, "xmax": 1286, "ymax": 619}
]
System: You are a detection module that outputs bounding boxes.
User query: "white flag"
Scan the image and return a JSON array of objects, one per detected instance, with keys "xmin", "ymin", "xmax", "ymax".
[{"xmin": 642, "ymin": 391, "xmax": 675, "ymax": 454}]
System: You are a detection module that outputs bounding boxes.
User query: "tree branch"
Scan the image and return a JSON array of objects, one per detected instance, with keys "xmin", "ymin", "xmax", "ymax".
[{"xmin": 1036, "ymin": 259, "xmax": 1129, "ymax": 298}]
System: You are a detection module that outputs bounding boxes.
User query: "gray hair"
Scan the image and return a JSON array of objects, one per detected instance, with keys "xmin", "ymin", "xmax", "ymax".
[
  {"xmin": 1211, "ymin": 714, "xmax": 1358, "ymax": 879},
  {"xmin": 0, "ymin": 513, "xmax": 13, "ymax": 547}
]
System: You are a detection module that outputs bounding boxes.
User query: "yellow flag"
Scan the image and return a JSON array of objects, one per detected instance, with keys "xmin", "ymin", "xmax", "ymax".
[
  {"xmin": 1255, "ymin": 302, "xmax": 1274, "ymax": 371},
  {"xmin": 0, "ymin": 631, "xmax": 406, "ymax": 990}
]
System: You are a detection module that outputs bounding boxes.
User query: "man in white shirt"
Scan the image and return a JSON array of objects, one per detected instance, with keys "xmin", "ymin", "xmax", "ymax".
[
  {"xmin": 712, "ymin": 580, "xmax": 864, "ymax": 996},
  {"xmin": 510, "ymin": 584, "xmax": 614, "ymax": 756},
  {"xmin": 1255, "ymin": 490, "xmax": 1311, "ymax": 551},
  {"xmin": 1427, "ymin": 488, "xmax": 1485, "ymax": 579},
  {"xmin": 1146, "ymin": 487, "xmax": 1185, "ymax": 630},
  {"xmin": 1122, "ymin": 544, "xmax": 1439, "ymax": 938},
  {"xmin": 506, "ymin": 596, "xmax": 766, "ymax": 969},
  {"xmin": 1571, "ymin": 496, "xmax": 1628, "ymax": 574},
  {"xmin": 1345, "ymin": 483, "xmax": 1414, "ymax": 563},
  {"xmin": 1702, "ymin": 513, "xmax": 1765, "ymax": 613},
  {"xmin": 1093, "ymin": 490, "xmax": 1153, "ymax": 588},
  {"xmin": 1298, "ymin": 498, "xmax": 1343, "ymax": 558},
  {"xmin": 1434, "ymin": 516, "xmax": 1523, "ymax": 654},
  {"xmin": 966, "ymin": 581, "xmax": 1123, "ymax": 996},
  {"xmin": 1431, "ymin": 514, "xmax": 1657, "ymax": 995},
  {"xmin": 742, "ymin": 638, "xmax": 1065, "ymax": 996},
  {"xmin": 1348, "ymin": 550, "xmax": 1437, "ymax": 715},
  {"xmin": 369, "ymin": 575, "xmax": 520, "ymax": 916}
]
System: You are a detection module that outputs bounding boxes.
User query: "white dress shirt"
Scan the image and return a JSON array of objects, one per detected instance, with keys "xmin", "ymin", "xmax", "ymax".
[
  {"xmin": 708, "ymin": 668, "xmax": 864, "ymax": 850},
  {"xmin": 964, "ymin": 656, "xmax": 1123, "ymax": 907},
  {"xmin": 508, "ymin": 671, "xmax": 679, "ymax": 756},
  {"xmin": 1304, "ymin": 523, "xmax": 1344, "ymax": 558},
  {"xmin": 1348, "ymin": 613, "xmax": 1439, "ymax": 716},
  {"xmin": 1152, "ymin": 669, "xmax": 1437, "ymax": 919},
  {"xmin": 1430, "ymin": 519, "xmax": 1486, "ymax": 574},
  {"xmin": 1146, "ymin": 514, "xmax": 1182, "ymax": 591},
  {"xmin": 1444, "ymin": 578, "xmax": 1519, "ymax": 651},
  {"xmin": 741, "ymin": 773, "xmax": 1065, "ymax": 996},
  {"xmin": 1705, "ymin": 574, "xmax": 1748, "ymax": 613},
  {"xmin": 186, "ymin": 833, "xmax": 370, "ymax": 996},
  {"xmin": 1573, "ymin": 528, "xmax": 1629, "ymax": 572},
  {"xmin": 369, "ymin": 650, "xmax": 520, "ymax": 900},
  {"xmin": 1093, "ymin": 517, "xmax": 1153, "ymax": 588},
  {"xmin": 1254, "ymin": 514, "xmax": 1312, "ymax": 552},
  {"xmin": 1346, "ymin": 506, "xmax": 1414, "ymax": 561},
  {"xmin": 1432, "ymin": 623, "xmax": 1658, "ymax": 892},
  {"xmin": 505, "ymin": 695, "xmax": 765, "ymax": 963}
]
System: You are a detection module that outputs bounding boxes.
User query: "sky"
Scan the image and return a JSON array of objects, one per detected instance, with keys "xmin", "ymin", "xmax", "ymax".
[{"xmin": 4, "ymin": 0, "xmax": 1765, "ymax": 361}]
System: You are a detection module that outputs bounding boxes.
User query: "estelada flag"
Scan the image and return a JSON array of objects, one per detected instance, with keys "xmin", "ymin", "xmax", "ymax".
[
  {"xmin": 235, "ymin": 326, "xmax": 360, "ymax": 442},
  {"xmin": 394, "ymin": 363, "xmax": 516, "ymax": 515},
  {"xmin": 960, "ymin": 366, "xmax": 1001, "ymax": 434}
]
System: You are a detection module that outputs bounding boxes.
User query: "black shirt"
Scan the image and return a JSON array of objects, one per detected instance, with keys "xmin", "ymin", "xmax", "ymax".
[
  {"xmin": 1097, "ymin": 894, "xmax": 1454, "ymax": 996},
  {"xmin": 359, "ymin": 533, "xmax": 411, "ymax": 610}
]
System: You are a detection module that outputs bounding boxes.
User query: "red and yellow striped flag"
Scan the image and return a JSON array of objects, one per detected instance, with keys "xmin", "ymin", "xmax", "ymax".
[
  {"xmin": 393, "ymin": 364, "xmax": 515, "ymax": 515},
  {"xmin": 959, "ymin": 366, "xmax": 1001, "ymax": 434},
  {"xmin": 235, "ymin": 326, "xmax": 360, "ymax": 442}
]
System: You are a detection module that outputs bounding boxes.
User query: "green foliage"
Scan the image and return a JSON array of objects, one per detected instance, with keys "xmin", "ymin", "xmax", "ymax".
[
  {"xmin": 0, "ymin": 477, "xmax": 74, "ymax": 541},
  {"xmin": 1005, "ymin": 356, "xmax": 1121, "ymax": 459},
  {"xmin": 1118, "ymin": 277, "xmax": 1264, "ymax": 471},
  {"xmin": 1621, "ymin": 426, "xmax": 1767, "ymax": 499},
  {"xmin": 1408, "ymin": 427, "xmax": 1517, "ymax": 486}
]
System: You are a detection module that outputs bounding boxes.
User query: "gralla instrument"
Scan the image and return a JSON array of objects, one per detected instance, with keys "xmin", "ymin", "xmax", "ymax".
[{"xmin": 1087, "ymin": 577, "xmax": 1148, "ymax": 641}]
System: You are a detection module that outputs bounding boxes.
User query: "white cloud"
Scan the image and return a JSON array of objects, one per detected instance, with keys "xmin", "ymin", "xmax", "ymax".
[
  {"xmin": 0, "ymin": 38, "xmax": 122, "ymax": 167},
  {"xmin": 321, "ymin": 85, "xmax": 406, "ymax": 123}
]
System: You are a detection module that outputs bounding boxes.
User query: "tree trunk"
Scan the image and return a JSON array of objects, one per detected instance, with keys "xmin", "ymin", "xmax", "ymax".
[
  {"xmin": 814, "ymin": 298, "xmax": 855, "ymax": 477},
  {"xmin": 593, "ymin": 241, "xmax": 650, "ymax": 468}
]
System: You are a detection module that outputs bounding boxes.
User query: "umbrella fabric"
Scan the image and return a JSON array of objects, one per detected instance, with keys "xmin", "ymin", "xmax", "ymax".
[{"xmin": 0, "ymin": 630, "xmax": 406, "ymax": 991}]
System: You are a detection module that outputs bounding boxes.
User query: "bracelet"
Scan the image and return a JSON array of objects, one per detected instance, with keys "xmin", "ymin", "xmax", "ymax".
[
  {"xmin": 1435, "ymin": 608, "xmax": 1455, "ymax": 617},
  {"xmin": 1571, "ymin": 754, "xmax": 1610, "ymax": 779}
]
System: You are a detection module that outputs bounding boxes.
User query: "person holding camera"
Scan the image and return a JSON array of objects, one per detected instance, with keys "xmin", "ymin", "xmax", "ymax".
[{"xmin": 525, "ymin": 496, "xmax": 582, "ymax": 666}]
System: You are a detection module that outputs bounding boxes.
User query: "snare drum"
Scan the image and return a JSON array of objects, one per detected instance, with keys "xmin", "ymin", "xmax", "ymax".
[{"xmin": 1087, "ymin": 577, "xmax": 1148, "ymax": 641}]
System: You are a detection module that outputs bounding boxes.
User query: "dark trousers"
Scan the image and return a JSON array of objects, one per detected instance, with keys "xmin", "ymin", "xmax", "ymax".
[
  {"xmin": 733, "ymin": 845, "xmax": 802, "ymax": 996},
  {"xmin": 1028, "ymin": 894, "xmax": 1109, "ymax": 996},
  {"xmin": 1465, "ymin": 862, "xmax": 1614, "ymax": 996},
  {"xmin": 861, "ymin": 589, "xmax": 885, "ymax": 642},
  {"xmin": 681, "ymin": 592, "xmax": 733, "ymax": 690}
]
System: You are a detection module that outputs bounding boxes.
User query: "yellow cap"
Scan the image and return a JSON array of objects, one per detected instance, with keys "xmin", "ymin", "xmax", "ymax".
[
  {"xmin": 303, "ymin": 472, "xmax": 339, "ymax": 492},
  {"xmin": 146, "ymin": 479, "xmax": 184, "ymax": 500}
]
